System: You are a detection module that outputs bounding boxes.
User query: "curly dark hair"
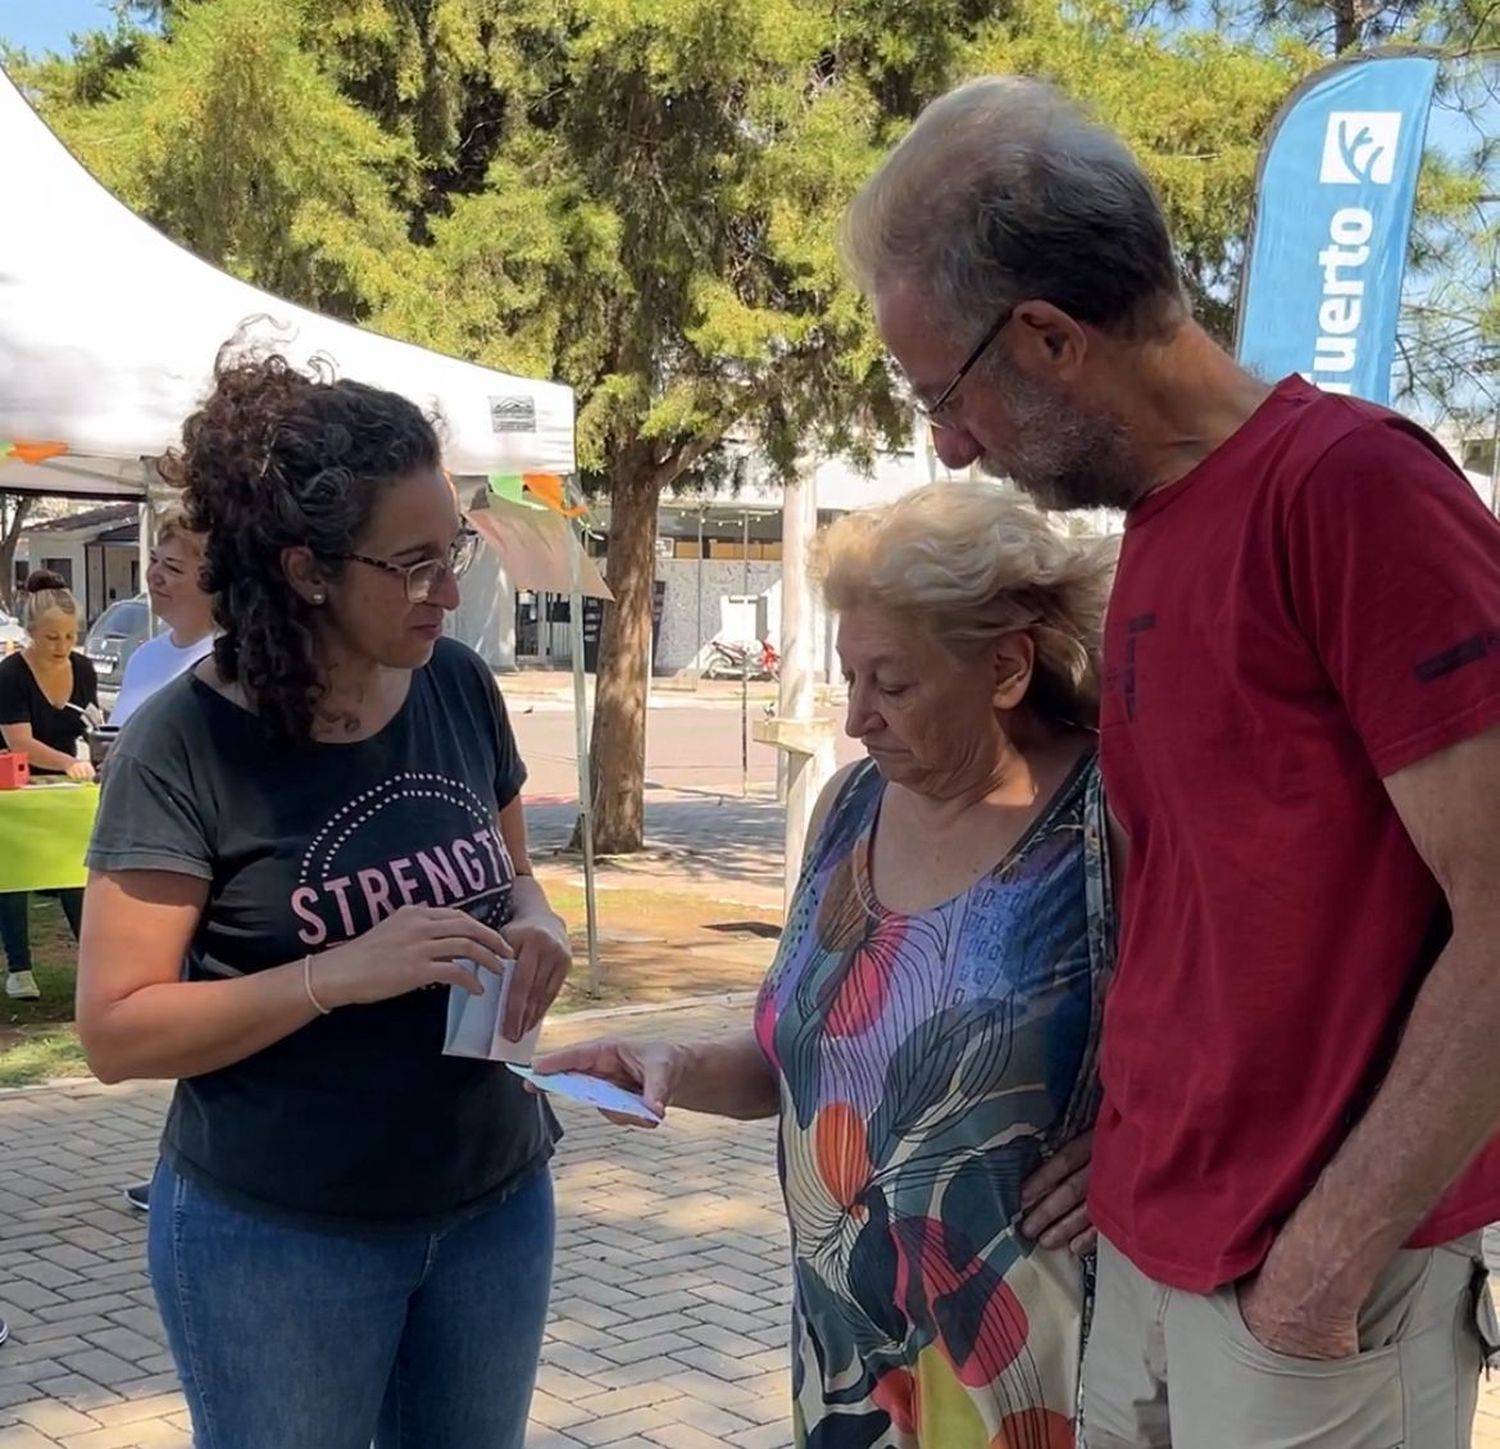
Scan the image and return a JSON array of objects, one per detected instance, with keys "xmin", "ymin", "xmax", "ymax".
[{"xmin": 158, "ymin": 347, "xmax": 441, "ymax": 744}]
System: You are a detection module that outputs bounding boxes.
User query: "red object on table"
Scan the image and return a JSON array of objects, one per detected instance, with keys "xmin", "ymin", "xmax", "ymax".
[{"xmin": 0, "ymin": 752, "xmax": 31, "ymax": 789}]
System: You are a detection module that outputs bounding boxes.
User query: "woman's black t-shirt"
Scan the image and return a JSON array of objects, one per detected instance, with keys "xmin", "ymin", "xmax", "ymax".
[
  {"xmin": 0, "ymin": 652, "xmax": 99, "ymax": 772},
  {"xmin": 86, "ymin": 638, "xmax": 558, "ymax": 1234}
]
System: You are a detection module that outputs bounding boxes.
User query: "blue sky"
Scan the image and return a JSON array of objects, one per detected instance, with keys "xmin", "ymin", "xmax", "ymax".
[{"xmin": 0, "ymin": 1, "xmax": 118, "ymax": 55}]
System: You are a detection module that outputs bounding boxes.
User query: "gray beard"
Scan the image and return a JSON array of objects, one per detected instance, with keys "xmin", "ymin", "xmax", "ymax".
[{"xmin": 979, "ymin": 366, "xmax": 1142, "ymax": 513}]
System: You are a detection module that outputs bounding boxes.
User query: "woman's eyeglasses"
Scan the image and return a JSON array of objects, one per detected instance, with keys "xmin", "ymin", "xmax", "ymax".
[{"xmin": 339, "ymin": 529, "xmax": 480, "ymax": 604}]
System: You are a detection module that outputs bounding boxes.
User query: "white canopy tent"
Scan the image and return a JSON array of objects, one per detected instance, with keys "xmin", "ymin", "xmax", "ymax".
[
  {"xmin": 0, "ymin": 68, "xmax": 574, "ymax": 495},
  {"xmin": 0, "ymin": 65, "xmax": 607, "ymax": 990}
]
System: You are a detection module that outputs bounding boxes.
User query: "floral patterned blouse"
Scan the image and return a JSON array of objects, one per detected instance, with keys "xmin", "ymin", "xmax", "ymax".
[{"xmin": 755, "ymin": 753, "xmax": 1112, "ymax": 1449}]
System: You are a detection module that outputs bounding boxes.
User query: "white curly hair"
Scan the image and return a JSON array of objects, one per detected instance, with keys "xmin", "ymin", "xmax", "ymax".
[{"xmin": 811, "ymin": 481, "xmax": 1117, "ymax": 727}]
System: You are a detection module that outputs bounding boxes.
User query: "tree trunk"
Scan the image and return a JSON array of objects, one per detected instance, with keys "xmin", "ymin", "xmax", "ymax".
[
  {"xmin": 1331, "ymin": 0, "xmax": 1361, "ymax": 52},
  {"xmin": 0, "ymin": 497, "xmax": 31, "ymax": 611},
  {"xmin": 576, "ymin": 461, "xmax": 661, "ymax": 855}
]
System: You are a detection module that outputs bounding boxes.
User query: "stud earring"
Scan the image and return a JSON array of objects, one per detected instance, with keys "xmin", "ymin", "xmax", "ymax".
[{"xmin": 311, "ymin": 592, "xmax": 325, "ymax": 605}]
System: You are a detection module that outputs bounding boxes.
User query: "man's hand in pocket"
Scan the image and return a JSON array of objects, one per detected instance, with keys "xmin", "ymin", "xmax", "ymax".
[{"xmin": 1238, "ymin": 1233, "xmax": 1360, "ymax": 1361}]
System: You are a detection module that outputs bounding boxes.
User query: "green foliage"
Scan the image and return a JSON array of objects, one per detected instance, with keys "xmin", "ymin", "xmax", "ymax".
[
  {"xmin": 24, "ymin": 0, "xmax": 415, "ymax": 318},
  {"xmin": 1150, "ymin": 0, "xmax": 1499, "ymax": 424},
  {"xmin": 9, "ymin": 0, "xmax": 1489, "ymax": 842},
  {"xmin": 973, "ymin": 0, "xmax": 1314, "ymax": 341},
  {"xmin": 1398, "ymin": 50, "xmax": 1498, "ymax": 424},
  {"xmin": 11, "ymin": 0, "xmax": 1322, "ymax": 472},
  {"xmin": 393, "ymin": 0, "xmax": 908, "ymax": 491},
  {"xmin": 0, "ymin": 899, "xmax": 86, "ymax": 1087}
]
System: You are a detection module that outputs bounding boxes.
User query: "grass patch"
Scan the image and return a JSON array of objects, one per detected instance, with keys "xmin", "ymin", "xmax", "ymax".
[
  {"xmin": 0, "ymin": 882, "xmax": 778, "ymax": 1085},
  {"xmin": 0, "ymin": 1026, "xmax": 86, "ymax": 1088},
  {"xmin": 0, "ymin": 896, "xmax": 85, "ymax": 1085},
  {"xmin": 1, "ymin": 898, "xmax": 79, "ymax": 1025}
]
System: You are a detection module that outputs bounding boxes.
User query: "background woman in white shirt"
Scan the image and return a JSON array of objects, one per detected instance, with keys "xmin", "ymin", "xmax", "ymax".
[
  {"xmin": 114, "ymin": 507, "xmax": 214, "ymax": 1213},
  {"xmin": 110, "ymin": 508, "xmax": 215, "ymax": 729}
]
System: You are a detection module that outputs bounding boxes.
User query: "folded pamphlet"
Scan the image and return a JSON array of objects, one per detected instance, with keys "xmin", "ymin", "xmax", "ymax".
[{"xmin": 442, "ymin": 960, "xmax": 542, "ymax": 1065}]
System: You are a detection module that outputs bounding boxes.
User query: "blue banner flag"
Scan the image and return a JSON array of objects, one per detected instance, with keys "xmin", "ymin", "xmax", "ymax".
[{"xmin": 1236, "ymin": 52, "xmax": 1438, "ymax": 404}]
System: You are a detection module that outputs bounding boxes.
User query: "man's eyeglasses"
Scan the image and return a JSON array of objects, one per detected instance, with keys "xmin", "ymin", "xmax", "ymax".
[
  {"xmin": 339, "ymin": 528, "xmax": 480, "ymax": 604},
  {"xmin": 912, "ymin": 303, "xmax": 1015, "ymax": 426}
]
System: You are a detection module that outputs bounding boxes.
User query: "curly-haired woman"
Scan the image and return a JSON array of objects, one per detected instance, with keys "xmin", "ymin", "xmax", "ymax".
[
  {"xmin": 544, "ymin": 483, "xmax": 1116, "ymax": 1448},
  {"xmin": 76, "ymin": 351, "xmax": 571, "ymax": 1449}
]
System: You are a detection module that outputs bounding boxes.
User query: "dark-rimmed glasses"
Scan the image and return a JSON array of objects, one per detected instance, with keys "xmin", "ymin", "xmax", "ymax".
[
  {"xmin": 913, "ymin": 303, "xmax": 1015, "ymax": 426},
  {"xmin": 339, "ymin": 528, "xmax": 480, "ymax": 604}
]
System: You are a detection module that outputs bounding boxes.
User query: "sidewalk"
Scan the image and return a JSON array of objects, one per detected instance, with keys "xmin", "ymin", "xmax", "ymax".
[
  {"xmin": 0, "ymin": 998, "xmax": 790, "ymax": 1449},
  {"xmin": 528, "ymin": 790, "xmax": 787, "ymax": 913},
  {"xmin": 5, "ymin": 993, "xmax": 1500, "ymax": 1448},
  {"xmin": 502, "ymin": 672, "xmax": 786, "ymax": 711}
]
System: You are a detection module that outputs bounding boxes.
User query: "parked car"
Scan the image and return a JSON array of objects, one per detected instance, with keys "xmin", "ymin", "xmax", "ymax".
[
  {"xmin": 0, "ymin": 610, "xmax": 25, "ymax": 657},
  {"xmin": 85, "ymin": 595, "xmax": 152, "ymax": 712}
]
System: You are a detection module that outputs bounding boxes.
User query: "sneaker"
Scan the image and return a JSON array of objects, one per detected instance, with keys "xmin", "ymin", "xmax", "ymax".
[
  {"xmin": 4, "ymin": 971, "xmax": 39, "ymax": 1001},
  {"xmin": 124, "ymin": 1183, "xmax": 150, "ymax": 1214}
]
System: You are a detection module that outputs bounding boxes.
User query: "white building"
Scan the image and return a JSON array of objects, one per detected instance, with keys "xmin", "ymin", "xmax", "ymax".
[
  {"xmin": 15, "ymin": 502, "xmax": 142, "ymax": 624},
  {"xmin": 515, "ymin": 428, "xmax": 1118, "ymax": 679}
]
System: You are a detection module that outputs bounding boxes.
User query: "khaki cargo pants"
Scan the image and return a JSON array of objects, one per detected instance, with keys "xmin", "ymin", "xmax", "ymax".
[{"xmin": 1084, "ymin": 1234, "xmax": 1497, "ymax": 1448}]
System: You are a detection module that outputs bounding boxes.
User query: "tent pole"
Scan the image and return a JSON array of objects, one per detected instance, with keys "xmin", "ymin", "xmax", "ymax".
[
  {"xmin": 138, "ymin": 461, "xmax": 156, "ymax": 636},
  {"xmin": 694, "ymin": 505, "xmax": 705, "ymax": 690},
  {"xmin": 740, "ymin": 510, "xmax": 750, "ymax": 800},
  {"xmin": 567, "ymin": 499, "xmax": 602, "ymax": 999}
]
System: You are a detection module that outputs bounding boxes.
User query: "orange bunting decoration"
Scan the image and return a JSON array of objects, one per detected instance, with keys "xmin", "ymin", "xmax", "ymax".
[
  {"xmin": 523, "ymin": 473, "xmax": 585, "ymax": 518},
  {"xmin": 3, "ymin": 440, "xmax": 68, "ymax": 465}
]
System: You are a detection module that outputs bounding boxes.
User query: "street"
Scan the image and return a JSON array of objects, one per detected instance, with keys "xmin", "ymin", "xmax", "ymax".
[
  {"xmin": 507, "ymin": 684, "xmax": 865, "ymax": 888},
  {"xmin": 507, "ymin": 683, "xmax": 864, "ymax": 805}
]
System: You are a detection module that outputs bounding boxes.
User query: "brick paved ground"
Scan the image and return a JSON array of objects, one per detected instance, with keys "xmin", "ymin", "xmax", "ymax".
[
  {"xmin": 0, "ymin": 1000, "xmax": 793, "ymax": 1449},
  {"xmin": 5, "ymin": 996, "xmax": 1500, "ymax": 1449}
]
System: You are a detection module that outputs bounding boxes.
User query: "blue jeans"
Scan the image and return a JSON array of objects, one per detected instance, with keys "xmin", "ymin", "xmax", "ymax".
[
  {"xmin": 0, "ymin": 889, "xmax": 82, "ymax": 972},
  {"xmin": 149, "ymin": 1160, "xmax": 554, "ymax": 1449}
]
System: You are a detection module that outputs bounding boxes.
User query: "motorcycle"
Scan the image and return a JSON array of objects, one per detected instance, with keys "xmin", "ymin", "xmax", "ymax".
[{"xmin": 704, "ymin": 636, "xmax": 780, "ymax": 681}]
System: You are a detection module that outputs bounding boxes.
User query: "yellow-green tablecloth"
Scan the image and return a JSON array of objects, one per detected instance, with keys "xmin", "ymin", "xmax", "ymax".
[{"xmin": 0, "ymin": 782, "xmax": 99, "ymax": 892}]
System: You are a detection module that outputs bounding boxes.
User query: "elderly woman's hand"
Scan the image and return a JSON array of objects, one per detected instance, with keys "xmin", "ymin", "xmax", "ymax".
[
  {"xmin": 530, "ymin": 1037, "xmax": 686, "ymax": 1127},
  {"xmin": 1019, "ymin": 1130, "xmax": 1095, "ymax": 1255}
]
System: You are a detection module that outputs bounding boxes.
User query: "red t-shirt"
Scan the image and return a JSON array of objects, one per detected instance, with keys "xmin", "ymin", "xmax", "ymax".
[{"xmin": 1092, "ymin": 376, "xmax": 1500, "ymax": 1293}]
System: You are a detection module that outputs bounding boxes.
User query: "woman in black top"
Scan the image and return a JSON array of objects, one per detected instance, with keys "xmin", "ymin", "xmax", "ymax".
[
  {"xmin": 78, "ymin": 352, "xmax": 572, "ymax": 1449},
  {"xmin": 0, "ymin": 571, "xmax": 98, "ymax": 1001}
]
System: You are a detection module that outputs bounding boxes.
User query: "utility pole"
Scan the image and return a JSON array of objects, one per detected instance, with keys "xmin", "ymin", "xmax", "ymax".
[{"xmin": 756, "ymin": 462, "xmax": 835, "ymax": 917}]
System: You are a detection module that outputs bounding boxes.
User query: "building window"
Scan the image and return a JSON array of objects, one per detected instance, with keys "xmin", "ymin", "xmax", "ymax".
[{"xmin": 41, "ymin": 558, "xmax": 73, "ymax": 589}]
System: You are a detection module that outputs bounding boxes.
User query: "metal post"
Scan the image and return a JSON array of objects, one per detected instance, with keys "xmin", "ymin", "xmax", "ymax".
[
  {"xmin": 1488, "ymin": 410, "xmax": 1499, "ymax": 519},
  {"xmin": 740, "ymin": 510, "xmax": 750, "ymax": 800},
  {"xmin": 567, "ymin": 511, "xmax": 602, "ymax": 999},
  {"xmin": 778, "ymin": 465, "xmax": 828, "ymax": 914},
  {"xmin": 776, "ymin": 487, "xmax": 793, "ymax": 805},
  {"xmin": 138, "ymin": 462, "xmax": 157, "ymax": 636},
  {"xmin": 694, "ymin": 506, "xmax": 705, "ymax": 689}
]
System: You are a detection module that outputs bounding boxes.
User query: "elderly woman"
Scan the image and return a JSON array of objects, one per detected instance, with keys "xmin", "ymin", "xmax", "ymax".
[{"xmin": 541, "ymin": 480, "xmax": 1116, "ymax": 1448}]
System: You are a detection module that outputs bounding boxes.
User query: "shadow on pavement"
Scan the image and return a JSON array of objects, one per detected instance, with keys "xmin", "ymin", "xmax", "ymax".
[{"xmin": 529, "ymin": 793, "xmax": 784, "ymax": 896}]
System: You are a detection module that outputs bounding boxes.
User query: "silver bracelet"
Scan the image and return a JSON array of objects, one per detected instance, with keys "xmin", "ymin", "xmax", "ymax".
[{"xmin": 303, "ymin": 955, "xmax": 332, "ymax": 1016}]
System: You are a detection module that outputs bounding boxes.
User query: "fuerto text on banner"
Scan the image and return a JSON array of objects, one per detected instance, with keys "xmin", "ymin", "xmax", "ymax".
[{"xmin": 1236, "ymin": 53, "xmax": 1438, "ymax": 405}]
